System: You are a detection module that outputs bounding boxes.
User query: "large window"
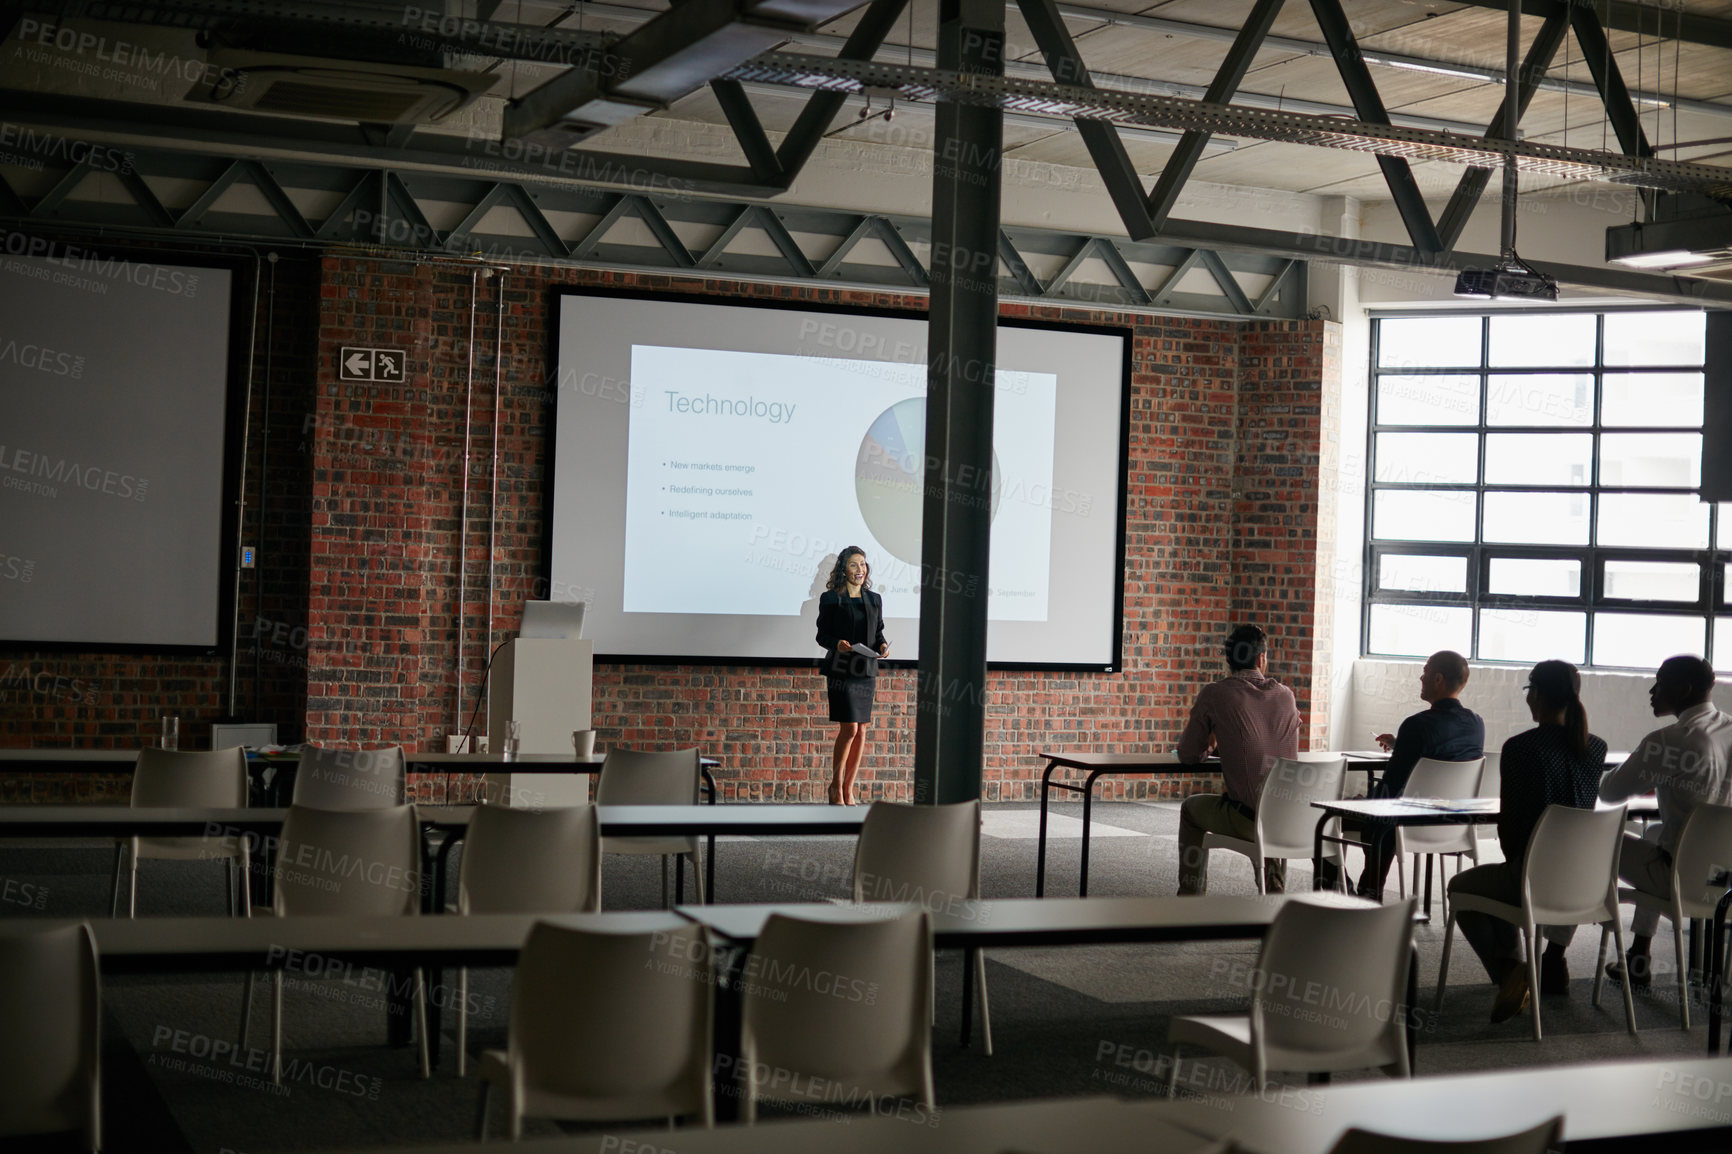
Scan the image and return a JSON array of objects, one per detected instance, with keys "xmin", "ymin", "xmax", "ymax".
[{"xmin": 1365, "ymin": 310, "xmax": 1729, "ymax": 671}]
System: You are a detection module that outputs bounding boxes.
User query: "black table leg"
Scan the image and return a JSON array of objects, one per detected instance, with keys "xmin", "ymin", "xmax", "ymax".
[
  {"xmin": 417, "ymin": 827, "xmax": 466, "ymax": 1068},
  {"xmin": 1423, "ymin": 855, "xmax": 1434, "ymax": 918},
  {"xmin": 1405, "ymin": 942, "xmax": 1419, "ymax": 1071},
  {"xmin": 703, "ymin": 768, "xmax": 718, "ymax": 904},
  {"xmin": 714, "ymin": 944, "xmax": 747, "ymax": 1122},
  {"xmin": 1710, "ymin": 887, "xmax": 1732, "ymax": 1054},
  {"xmin": 1313, "ymin": 813, "xmax": 1330, "ymax": 891},
  {"xmin": 1036, "ymin": 761, "xmax": 1058, "ymax": 898},
  {"xmin": 960, "ymin": 948, "xmax": 975, "ymax": 1048},
  {"xmin": 1080, "ymin": 772, "xmax": 1105, "ymax": 898}
]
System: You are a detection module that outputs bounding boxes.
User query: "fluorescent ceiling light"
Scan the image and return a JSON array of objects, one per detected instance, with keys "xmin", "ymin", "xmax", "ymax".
[
  {"xmin": 1608, "ymin": 249, "xmax": 1715, "ymax": 269},
  {"xmin": 1374, "ymin": 57, "xmax": 1492, "ymax": 82}
]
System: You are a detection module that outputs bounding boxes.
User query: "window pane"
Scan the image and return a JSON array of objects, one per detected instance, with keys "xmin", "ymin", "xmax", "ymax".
[
  {"xmin": 1597, "ymin": 493, "xmax": 1710, "ymax": 548},
  {"xmin": 1478, "ymin": 608, "xmax": 1586, "ymax": 664},
  {"xmin": 1601, "ymin": 373, "xmax": 1704, "ymax": 427},
  {"xmin": 1379, "ymin": 554, "xmax": 1467, "ymax": 594},
  {"xmin": 1720, "ymin": 504, "xmax": 1732, "ymax": 550},
  {"xmin": 1488, "ymin": 557, "xmax": 1581, "ymax": 597},
  {"xmin": 1486, "ymin": 374, "xmax": 1593, "ymax": 426},
  {"xmin": 1600, "ymin": 433, "xmax": 1702, "ymax": 488},
  {"xmin": 1603, "ymin": 560, "xmax": 1699, "ymax": 602},
  {"xmin": 1376, "ymin": 374, "xmax": 1480, "ymax": 426},
  {"xmin": 1603, "ymin": 310, "xmax": 1705, "ymax": 367},
  {"xmin": 1483, "ymin": 492, "xmax": 1589, "ymax": 544},
  {"xmin": 1379, "ymin": 316, "xmax": 1481, "ymax": 369},
  {"xmin": 1717, "ymin": 619, "xmax": 1731, "ymax": 670},
  {"xmin": 1373, "ymin": 490, "xmax": 1477, "ymax": 542},
  {"xmin": 1488, "ymin": 314, "xmax": 1597, "ymax": 368},
  {"xmin": 1484, "ymin": 434, "xmax": 1591, "ymax": 486},
  {"xmin": 1375, "ymin": 433, "xmax": 1478, "ymax": 484},
  {"xmin": 1368, "ymin": 603, "xmax": 1472, "ymax": 657},
  {"xmin": 1592, "ymin": 613, "xmax": 1707, "ymax": 670}
]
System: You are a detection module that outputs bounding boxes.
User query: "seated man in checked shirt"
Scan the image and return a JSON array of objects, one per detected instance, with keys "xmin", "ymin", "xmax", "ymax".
[
  {"xmin": 1175, "ymin": 624, "xmax": 1302, "ymax": 895},
  {"xmin": 1598, "ymin": 655, "xmax": 1732, "ymax": 986}
]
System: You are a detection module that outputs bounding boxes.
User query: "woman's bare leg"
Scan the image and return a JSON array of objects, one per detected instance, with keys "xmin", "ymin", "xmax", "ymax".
[
  {"xmin": 842, "ymin": 726, "xmax": 867, "ymax": 805},
  {"xmin": 830, "ymin": 723, "xmax": 857, "ymax": 804}
]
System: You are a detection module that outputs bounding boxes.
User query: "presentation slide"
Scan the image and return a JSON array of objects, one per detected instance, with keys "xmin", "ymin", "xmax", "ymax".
[
  {"xmin": 0, "ymin": 250, "xmax": 235, "ymax": 647},
  {"xmin": 549, "ymin": 291, "xmax": 1126, "ymax": 668},
  {"xmin": 621, "ymin": 346, "xmax": 1055, "ymax": 621}
]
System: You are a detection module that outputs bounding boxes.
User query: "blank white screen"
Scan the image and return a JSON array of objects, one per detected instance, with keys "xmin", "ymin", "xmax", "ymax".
[
  {"xmin": 0, "ymin": 253, "xmax": 232, "ymax": 646},
  {"xmin": 549, "ymin": 293, "xmax": 1125, "ymax": 667}
]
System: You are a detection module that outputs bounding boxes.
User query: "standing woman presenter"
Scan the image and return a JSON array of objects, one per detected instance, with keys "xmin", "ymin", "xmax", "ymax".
[{"xmin": 815, "ymin": 546, "xmax": 888, "ymax": 805}]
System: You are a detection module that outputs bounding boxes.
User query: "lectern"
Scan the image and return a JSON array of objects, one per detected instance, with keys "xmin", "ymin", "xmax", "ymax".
[{"xmin": 486, "ymin": 637, "xmax": 594, "ymax": 806}]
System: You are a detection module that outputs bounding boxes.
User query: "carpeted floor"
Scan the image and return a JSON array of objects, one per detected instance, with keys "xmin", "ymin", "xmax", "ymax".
[{"xmin": 0, "ymin": 800, "xmax": 1714, "ymax": 1153}]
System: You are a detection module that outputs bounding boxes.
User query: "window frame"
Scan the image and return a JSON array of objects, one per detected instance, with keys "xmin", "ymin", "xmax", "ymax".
[{"xmin": 1363, "ymin": 308, "xmax": 1722, "ymax": 671}]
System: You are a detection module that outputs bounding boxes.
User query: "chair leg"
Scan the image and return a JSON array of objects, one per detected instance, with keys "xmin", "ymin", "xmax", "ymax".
[
  {"xmin": 240, "ymin": 972, "xmax": 254, "ymax": 1051},
  {"xmin": 110, "ymin": 843, "xmax": 125, "ymax": 917},
  {"xmin": 660, "ymin": 856, "xmax": 671, "ymax": 908},
  {"xmin": 1165, "ymin": 1047, "xmax": 1182, "ymax": 1098},
  {"xmin": 475, "ymin": 1081, "xmax": 492, "ymax": 1141},
  {"xmin": 1676, "ymin": 918, "xmax": 1692, "ymax": 1030},
  {"xmin": 1435, "ymin": 912, "xmax": 1457, "ymax": 1012},
  {"xmin": 239, "ymin": 853, "xmax": 252, "ymax": 917},
  {"xmin": 128, "ymin": 853, "xmax": 139, "ymax": 918},
  {"xmin": 458, "ymin": 967, "xmax": 470, "ymax": 1077},
  {"xmin": 226, "ymin": 858, "xmax": 236, "ymax": 916},
  {"xmin": 687, "ymin": 849, "xmax": 706, "ymax": 904},
  {"xmin": 1524, "ymin": 925, "xmax": 1543, "ymax": 1042},
  {"xmin": 1396, "ymin": 853, "xmax": 1406, "ymax": 902},
  {"xmin": 1612, "ymin": 920, "xmax": 1639, "ymax": 1036},
  {"xmin": 272, "ymin": 971, "xmax": 284, "ymax": 1084},
  {"xmin": 974, "ymin": 948, "xmax": 994, "ymax": 1057},
  {"xmin": 1593, "ymin": 926, "xmax": 1610, "ymax": 1007},
  {"xmin": 415, "ymin": 968, "xmax": 431, "ymax": 1079}
]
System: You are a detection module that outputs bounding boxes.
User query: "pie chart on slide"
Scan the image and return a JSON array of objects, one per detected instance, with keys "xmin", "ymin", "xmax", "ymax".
[{"xmin": 855, "ymin": 398, "xmax": 1000, "ymax": 565}]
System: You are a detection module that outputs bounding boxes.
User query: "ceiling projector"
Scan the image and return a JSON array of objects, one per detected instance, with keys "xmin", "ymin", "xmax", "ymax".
[{"xmin": 1453, "ymin": 258, "xmax": 1559, "ymax": 302}]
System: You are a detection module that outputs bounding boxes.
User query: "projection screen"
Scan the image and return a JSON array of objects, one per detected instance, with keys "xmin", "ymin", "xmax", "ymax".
[
  {"xmin": 547, "ymin": 289, "xmax": 1127, "ymax": 668},
  {"xmin": 0, "ymin": 248, "xmax": 237, "ymax": 648}
]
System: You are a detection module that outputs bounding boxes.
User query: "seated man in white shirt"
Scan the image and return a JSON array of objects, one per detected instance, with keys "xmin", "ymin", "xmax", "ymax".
[{"xmin": 1598, "ymin": 655, "xmax": 1732, "ymax": 985}]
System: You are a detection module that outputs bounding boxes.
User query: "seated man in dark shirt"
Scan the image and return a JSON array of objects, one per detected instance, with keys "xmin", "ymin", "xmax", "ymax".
[{"xmin": 1333, "ymin": 650, "xmax": 1484, "ymax": 898}]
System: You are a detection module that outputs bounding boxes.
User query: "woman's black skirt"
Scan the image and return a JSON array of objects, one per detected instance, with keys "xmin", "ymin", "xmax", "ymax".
[{"xmin": 826, "ymin": 675, "xmax": 875, "ymax": 723}]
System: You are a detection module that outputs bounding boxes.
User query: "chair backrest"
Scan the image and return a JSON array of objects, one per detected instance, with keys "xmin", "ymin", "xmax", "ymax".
[
  {"xmin": 459, "ymin": 804, "xmax": 602, "ymax": 915},
  {"xmin": 740, "ymin": 910, "xmax": 931, "ymax": 1104},
  {"xmin": 1475, "ymin": 752, "xmax": 1502, "ymax": 799},
  {"xmin": 131, "ymin": 746, "xmax": 248, "ymax": 807},
  {"xmin": 0, "ymin": 921, "xmax": 100, "ymax": 1148},
  {"xmin": 1668, "ymin": 803, "xmax": 1732, "ymax": 919},
  {"xmin": 273, "ymin": 804, "xmax": 423, "ymax": 916},
  {"xmin": 1521, "ymin": 804, "xmax": 1626, "ymax": 926},
  {"xmin": 1404, "ymin": 757, "xmax": 1484, "ymax": 800},
  {"xmin": 1254, "ymin": 757, "xmax": 1348, "ymax": 857},
  {"xmin": 1326, "ymin": 1115, "xmax": 1563, "ymax": 1154},
  {"xmin": 851, "ymin": 800, "xmax": 979, "ymax": 906},
  {"xmin": 1252, "ymin": 897, "xmax": 1415, "ymax": 1061},
  {"xmin": 291, "ymin": 744, "xmax": 406, "ymax": 810},
  {"xmin": 509, "ymin": 918, "xmax": 712, "ymax": 1122},
  {"xmin": 1397, "ymin": 757, "xmax": 1485, "ymax": 852},
  {"xmin": 594, "ymin": 747, "xmax": 701, "ymax": 807}
]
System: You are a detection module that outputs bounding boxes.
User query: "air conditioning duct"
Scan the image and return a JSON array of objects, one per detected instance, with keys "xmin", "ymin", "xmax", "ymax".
[{"xmin": 186, "ymin": 49, "xmax": 496, "ymax": 124}]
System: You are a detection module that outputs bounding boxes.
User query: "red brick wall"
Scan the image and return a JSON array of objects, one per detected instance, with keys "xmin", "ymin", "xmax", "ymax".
[{"xmin": 6, "ymin": 247, "xmax": 1338, "ymax": 806}]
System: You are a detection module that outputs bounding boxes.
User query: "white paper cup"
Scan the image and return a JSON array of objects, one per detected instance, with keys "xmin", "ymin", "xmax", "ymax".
[{"xmin": 573, "ymin": 729, "xmax": 597, "ymax": 759}]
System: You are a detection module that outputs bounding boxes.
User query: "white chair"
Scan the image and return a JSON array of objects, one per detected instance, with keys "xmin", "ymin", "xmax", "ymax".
[
  {"xmin": 851, "ymin": 800, "xmax": 992, "ymax": 1055},
  {"xmin": 113, "ymin": 746, "xmax": 252, "ymax": 917},
  {"xmin": 1201, "ymin": 757, "xmax": 1348, "ymax": 894},
  {"xmin": 476, "ymin": 917, "xmax": 714, "ymax": 1139},
  {"xmin": 269, "ymin": 804, "xmax": 430, "ymax": 1082},
  {"xmin": 1619, "ymin": 802, "xmax": 1732, "ymax": 1028},
  {"xmin": 290, "ymin": 744, "xmax": 405, "ymax": 809},
  {"xmin": 1437, "ymin": 803, "xmax": 1638, "ymax": 1041},
  {"xmin": 595, "ymin": 747, "xmax": 705, "ymax": 906},
  {"xmin": 1326, "ymin": 1115, "xmax": 1563, "ymax": 1154},
  {"xmin": 0, "ymin": 921, "xmax": 100, "ymax": 1152},
  {"xmin": 1392, "ymin": 757, "xmax": 1485, "ymax": 917},
  {"xmin": 454, "ymin": 804, "xmax": 603, "ymax": 1074},
  {"xmin": 739, "ymin": 910, "xmax": 933, "ymax": 1123},
  {"xmin": 1167, "ymin": 896, "xmax": 1416, "ymax": 1089}
]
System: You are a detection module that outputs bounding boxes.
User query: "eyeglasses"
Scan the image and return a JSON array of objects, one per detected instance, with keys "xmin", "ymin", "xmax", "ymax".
[{"xmin": 1523, "ymin": 684, "xmax": 1535, "ymax": 694}]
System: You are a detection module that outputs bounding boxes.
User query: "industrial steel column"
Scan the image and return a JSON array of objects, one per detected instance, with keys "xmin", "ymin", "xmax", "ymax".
[{"xmin": 914, "ymin": 0, "xmax": 1004, "ymax": 805}]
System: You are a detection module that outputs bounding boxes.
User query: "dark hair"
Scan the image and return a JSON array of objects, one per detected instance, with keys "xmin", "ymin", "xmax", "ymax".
[
  {"xmin": 826, "ymin": 547, "xmax": 872, "ymax": 594},
  {"xmin": 1529, "ymin": 659, "xmax": 1589, "ymax": 757},
  {"xmin": 1224, "ymin": 625, "xmax": 1267, "ymax": 671},
  {"xmin": 1428, "ymin": 650, "xmax": 1470, "ymax": 693},
  {"xmin": 1657, "ymin": 654, "xmax": 1716, "ymax": 703}
]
